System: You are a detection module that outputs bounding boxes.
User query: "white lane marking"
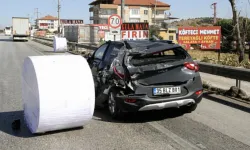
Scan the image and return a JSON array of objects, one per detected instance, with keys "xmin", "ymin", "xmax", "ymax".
[{"xmin": 148, "ymin": 122, "xmax": 201, "ymax": 150}]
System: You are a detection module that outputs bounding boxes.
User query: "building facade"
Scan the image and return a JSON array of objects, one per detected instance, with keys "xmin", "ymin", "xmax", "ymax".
[
  {"xmin": 36, "ymin": 15, "xmax": 84, "ymax": 32},
  {"xmin": 89, "ymin": 0, "xmax": 170, "ymax": 26},
  {"xmin": 36, "ymin": 15, "xmax": 59, "ymax": 32}
]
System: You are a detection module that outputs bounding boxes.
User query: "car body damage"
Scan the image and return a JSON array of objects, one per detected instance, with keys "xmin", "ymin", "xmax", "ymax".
[{"xmin": 88, "ymin": 40, "xmax": 203, "ymax": 118}]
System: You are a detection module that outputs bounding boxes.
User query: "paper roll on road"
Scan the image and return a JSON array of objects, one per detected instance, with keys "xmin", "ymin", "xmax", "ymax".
[
  {"xmin": 53, "ymin": 36, "xmax": 67, "ymax": 52},
  {"xmin": 21, "ymin": 55, "xmax": 95, "ymax": 134}
]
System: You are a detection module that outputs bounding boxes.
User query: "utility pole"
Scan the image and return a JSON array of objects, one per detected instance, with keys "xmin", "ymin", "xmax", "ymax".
[
  {"xmin": 27, "ymin": 14, "xmax": 30, "ymax": 22},
  {"xmin": 57, "ymin": 0, "xmax": 61, "ymax": 35},
  {"xmin": 34, "ymin": 8, "xmax": 39, "ymax": 29},
  {"xmin": 154, "ymin": 0, "xmax": 158, "ymax": 26},
  {"xmin": 211, "ymin": 2, "xmax": 217, "ymax": 24},
  {"xmin": 121, "ymin": 0, "xmax": 125, "ymax": 22}
]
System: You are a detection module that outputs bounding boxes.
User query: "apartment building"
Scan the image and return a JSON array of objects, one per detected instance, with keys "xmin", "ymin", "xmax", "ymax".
[
  {"xmin": 89, "ymin": 0, "xmax": 170, "ymax": 26},
  {"xmin": 36, "ymin": 15, "xmax": 85, "ymax": 33},
  {"xmin": 36, "ymin": 15, "xmax": 59, "ymax": 32}
]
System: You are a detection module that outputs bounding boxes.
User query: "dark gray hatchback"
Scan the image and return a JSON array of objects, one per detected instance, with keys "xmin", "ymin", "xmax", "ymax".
[{"xmin": 87, "ymin": 40, "xmax": 203, "ymax": 119}]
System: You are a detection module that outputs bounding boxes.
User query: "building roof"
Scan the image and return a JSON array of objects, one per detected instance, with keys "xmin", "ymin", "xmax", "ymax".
[
  {"xmin": 89, "ymin": 0, "xmax": 170, "ymax": 7},
  {"xmin": 38, "ymin": 15, "xmax": 58, "ymax": 20}
]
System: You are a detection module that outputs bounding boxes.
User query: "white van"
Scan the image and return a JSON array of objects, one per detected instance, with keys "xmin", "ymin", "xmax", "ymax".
[{"xmin": 4, "ymin": 27, "xmax": 12, "ymax": 36}]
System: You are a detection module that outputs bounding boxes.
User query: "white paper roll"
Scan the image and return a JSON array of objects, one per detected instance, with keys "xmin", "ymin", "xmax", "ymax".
[
  {"xmin": 21, "ymin": 55, "xmax": 95, "ymax": 134},
  {"xmin": 53, "ymin": 36, "xmax": 67, "ymax": 52}
]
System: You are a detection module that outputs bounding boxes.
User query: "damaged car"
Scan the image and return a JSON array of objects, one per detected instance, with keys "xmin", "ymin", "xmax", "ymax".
[{"xmin": 87, "ymin": 40, "xmax": 203, "ymax": 119}]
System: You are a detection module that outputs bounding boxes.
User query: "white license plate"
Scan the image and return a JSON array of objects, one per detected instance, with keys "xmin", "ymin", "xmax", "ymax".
[{"xmin": 153, "ymin": 87, "xmax": 181, "ymax": 95}]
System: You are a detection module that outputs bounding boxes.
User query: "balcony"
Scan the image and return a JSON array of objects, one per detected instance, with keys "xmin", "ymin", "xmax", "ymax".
[
  {"xmin": 89, "ymin": 7, "xmax": 94, "ymax": 12},
  {"xmin": 99, "ymin": 4, "xmax": 117, "ymax": 9},
  {"xmin": 99, "ymin": 8, "xmax": 117, "ymax": 18},
  {"xmin": 99, "ymin": 15, "xmax": 110, "ymax": 18},
  {"xmin": 152, "ymin": 14, "xmax": 165, "ymax": 19},
  {"xmin": 129, "ymin": 14, "xmax": 140, "ymax": 18},
  {"xmin": 153, "ymin": 7, "xmax": 170, "ymax": 11}
]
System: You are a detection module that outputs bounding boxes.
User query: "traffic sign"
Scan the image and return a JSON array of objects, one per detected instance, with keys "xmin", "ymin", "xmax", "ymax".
[
  {"xmin": 110, "ymin": 28, "xmax": 120, "ymax": 35},
  {"xmin": 108, "ymin": 14, "xmax": 122, "ymax": 29}
]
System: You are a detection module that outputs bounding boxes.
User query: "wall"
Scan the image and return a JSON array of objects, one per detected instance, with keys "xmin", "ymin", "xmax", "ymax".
[
  {"xmin": 37, "ymin": 20, "xmax": 58, "ymax": 32},
  {"xmin": 159, "ymin": 28, "xmax": 178, "ymax": 43}
]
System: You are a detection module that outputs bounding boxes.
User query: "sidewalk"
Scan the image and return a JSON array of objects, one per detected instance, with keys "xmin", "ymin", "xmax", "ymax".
[{"xmin": 200, "ymin": 72, "xmax": 250, "ymax": 96}]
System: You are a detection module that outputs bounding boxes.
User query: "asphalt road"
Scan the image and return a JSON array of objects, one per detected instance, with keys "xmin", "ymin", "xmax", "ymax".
[{"xmin": 0, "ymin": 35, "xmax": 250, "ymax": 150}]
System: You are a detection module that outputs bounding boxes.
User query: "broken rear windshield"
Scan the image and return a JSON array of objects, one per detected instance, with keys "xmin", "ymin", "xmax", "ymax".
[{"xmin": 130, "ymin": 47, "xmax": 189, "ymax": 66}]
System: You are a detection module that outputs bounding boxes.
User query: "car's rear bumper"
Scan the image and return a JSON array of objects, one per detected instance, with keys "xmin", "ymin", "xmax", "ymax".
[
  {"xmin": 138, "ymin": 99, "xmax": 195, "ymax": 111},
  {"xmin": 115, "ymin": 91, "xmax": 203, "ymax": 112}
]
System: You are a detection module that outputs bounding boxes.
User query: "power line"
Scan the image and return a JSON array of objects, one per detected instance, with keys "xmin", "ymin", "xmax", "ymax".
[
  {"xmin": 34, "ymin": 8, "xmax": 40, "ymax": 28},
  {"xmin": 34, "ymin": 8, "xmax": 39, "ymax": 20}
]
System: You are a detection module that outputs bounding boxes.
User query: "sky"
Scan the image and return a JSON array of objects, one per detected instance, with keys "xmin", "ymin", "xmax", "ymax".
[{"xmin": 0, "ymin": 0, "xmax": 250, "ymax": 28}]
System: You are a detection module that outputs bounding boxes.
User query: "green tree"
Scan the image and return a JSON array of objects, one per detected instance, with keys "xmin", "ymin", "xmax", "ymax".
[
  {"xmin": 149, "ymin": 25, "xmax": 160, "ymax": 39},
  {"xmin": 215, "ymin": 19, "xmax": 234, "ymax": 51}
]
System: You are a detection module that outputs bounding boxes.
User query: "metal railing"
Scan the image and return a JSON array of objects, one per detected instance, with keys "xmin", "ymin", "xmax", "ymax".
[
  {"xmin": 32, "ymin": 36, "xmax": 98, "ymax": 52},
  {"xmin": 32, "ymin": 36, "xmax": 250, "ymax": 89}
]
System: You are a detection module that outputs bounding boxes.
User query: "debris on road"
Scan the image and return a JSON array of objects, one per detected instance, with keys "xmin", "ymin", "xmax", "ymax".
[
  {"xmin": 53, "ymin": 36, "xmax": 67, "ymax": 52},
  {"xmin": 21, "ymin": 55, "xmax": 95, "ymax": 134},
  {"xmin": 225, "ymin": 86, "xmax": 250, "ymax": 101},
  {"xmin": 203, "ymin": 81, "xmax": 250, "ymax": 101}
]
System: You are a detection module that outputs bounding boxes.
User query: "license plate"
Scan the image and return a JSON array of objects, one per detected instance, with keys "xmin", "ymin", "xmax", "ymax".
[{"xmin": 153, "ymin": 87, "xmax": 181, "ymax": 95}]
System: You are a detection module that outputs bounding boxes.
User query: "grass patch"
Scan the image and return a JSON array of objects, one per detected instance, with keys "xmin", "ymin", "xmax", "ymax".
[{"xmin": 188, "ymin": 50, "xmax": 250, "ymax": 69}]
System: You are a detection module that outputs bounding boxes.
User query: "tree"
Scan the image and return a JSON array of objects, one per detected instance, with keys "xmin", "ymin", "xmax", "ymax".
[
  {"xmin": 149, "ymin": 25, "xmax": 160, "ymax": 38},
  {"xmin": 161, "ymin": 22, "xmax": 168, "ymax": 29},
  {"xmin": 239, "ymin": 17, "xmax": 250, "ymax": 49},
  {"xmin": 228, "ymin": 0, "xmax": 245, "ymax": 62},
  {"xmin": 215, "ymin": 19, "xmax": 234, "ymax": 51}
]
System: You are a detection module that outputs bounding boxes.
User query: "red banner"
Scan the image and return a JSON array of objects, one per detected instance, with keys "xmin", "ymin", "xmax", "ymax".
[{"xmin": 178, "ymin": 26, "xmax": 221, "ymax": 50}]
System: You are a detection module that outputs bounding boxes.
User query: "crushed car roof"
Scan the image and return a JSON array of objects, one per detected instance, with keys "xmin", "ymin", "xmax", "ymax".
[{"xmin": 117, "ymin": 40, "xmax": 182, "ymax": 55}]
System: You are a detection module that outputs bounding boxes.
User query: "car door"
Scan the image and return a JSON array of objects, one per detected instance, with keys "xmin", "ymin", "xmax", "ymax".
[
  {"xmin": 88, "ymin": 43, "xmax": 109, "ymax": 92},
  {"xmin": 89, "ymin": 43, "xmax": 109, "ymax": 74},
  {"xmin": 103, "ymin": 42, "xmax": 124, "ymax": 69},
  {"xmin": 94, "ymin": 42, "xmax": 124, "ymax": 106}
]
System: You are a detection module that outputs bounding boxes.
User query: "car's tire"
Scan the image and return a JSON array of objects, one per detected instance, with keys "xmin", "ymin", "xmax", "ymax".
[
  {"xmin": 182, "ymin": 103, "xmax": 198, "ymax": 113},
  {"xmin": 108, "ymin": 89, "xmax": 124, "ymax": 119}
]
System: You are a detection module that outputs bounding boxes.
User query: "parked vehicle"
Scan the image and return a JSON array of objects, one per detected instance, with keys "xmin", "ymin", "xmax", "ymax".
[
  {"xmin": 12, "ymin": 17, "xmax": 30, "ymax": 41},
  {"xmin": 4, "ymin": 26, "xmax": 12, "ymax": 36},
  {"xmin": 87, "ymin": 40, "xmax": 203, "ymax": 119}
]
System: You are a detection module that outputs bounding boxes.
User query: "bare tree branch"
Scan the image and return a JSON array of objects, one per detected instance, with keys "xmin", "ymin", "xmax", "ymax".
[{"xmin": 228, "ymin": 0, "xmax": 245, "ymax": 62}]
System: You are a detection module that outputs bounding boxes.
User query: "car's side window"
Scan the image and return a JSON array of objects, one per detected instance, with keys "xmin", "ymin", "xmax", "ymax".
[
  {"xmin": 106, "ymin": 43, "xmax": 124, "ymax": 62},
  {"xmin": 94, "ymin": 44, "xmax": 108, "ymax": 60}
]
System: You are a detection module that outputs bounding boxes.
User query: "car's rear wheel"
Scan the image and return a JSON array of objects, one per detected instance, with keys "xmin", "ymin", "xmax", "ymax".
[
  {"xmin": 108, "ymin": 90, "xmax": 124, "ymax": 119},
  {"xmin": 182, "ymin": 103, "xmax": 197, "ymax": 113}
]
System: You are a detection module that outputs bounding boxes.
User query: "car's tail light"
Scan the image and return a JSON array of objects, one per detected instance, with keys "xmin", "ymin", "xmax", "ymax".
[
  {"xmin": 195, "ymin": 90, "xmax": 203, "ymax": 96},
  {"xmin": 113, "ymin": 67, "xmax": 125, "ymax": 79},
  {"xmin": 125, "ymin": 99, "xmax": 136, "ymax": 103},
  {"xmin": 184, "ymin": 62, "xmax": 199, "ymax": 72}
]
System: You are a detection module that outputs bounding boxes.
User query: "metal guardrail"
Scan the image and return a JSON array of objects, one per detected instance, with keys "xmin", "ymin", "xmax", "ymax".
[
  {"xmin": 33, "ymin": 36, "xmax": 250, "ymax": 89},
  {"xmin": 197, "ymin": 62, "xmax": 250, "ymax": 82},
  {"xmin": 33, "ymin": 36, "xmax": 98, "ymax": 51}
]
